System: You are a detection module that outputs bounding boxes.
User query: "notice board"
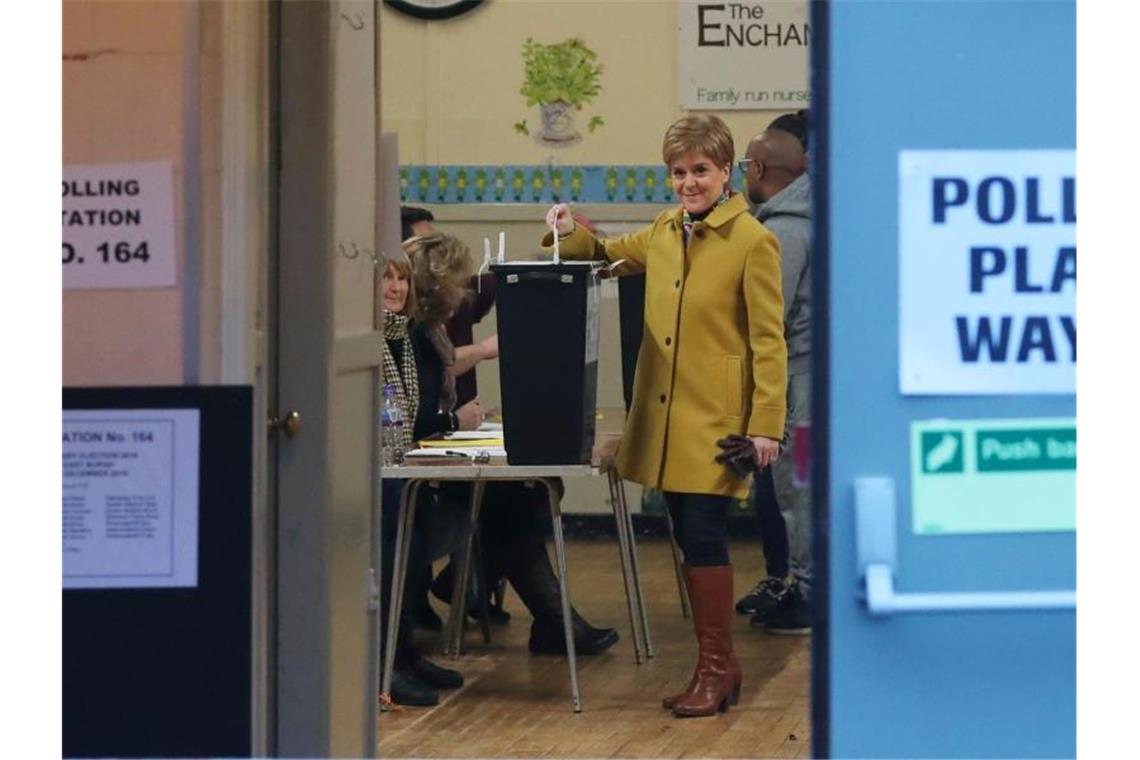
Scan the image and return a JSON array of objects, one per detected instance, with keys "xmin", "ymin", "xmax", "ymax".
[{"xmin": 63, "ymin": 386, "xmax": 253, "ymax": 759}]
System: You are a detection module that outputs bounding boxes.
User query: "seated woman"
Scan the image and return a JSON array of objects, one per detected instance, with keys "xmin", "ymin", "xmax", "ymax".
[
  {"xmin": 404, "ymin": 232, "xmax": 619, "ymax": 657},
  {"xmin": 378, "ymin": 256, "xmax": 469, "ymax": 708}
]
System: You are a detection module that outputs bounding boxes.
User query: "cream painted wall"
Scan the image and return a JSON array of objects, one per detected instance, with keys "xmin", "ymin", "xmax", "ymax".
[
  {"xmin": 63, "ymin": 0, "xmax": 226, "ymax": 386},
  {"xmin": 63, "ymin": 0, "xmax": 184, "ymax": 385},
  {"xmin": 380, "ymin": 0, "xmax": 797, "ymax": 165}
]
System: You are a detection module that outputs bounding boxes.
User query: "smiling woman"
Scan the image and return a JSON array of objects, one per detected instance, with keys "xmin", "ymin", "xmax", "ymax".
[{"xmin": 541, "ymin": 113, "xmax": 788, "ymax": 718}]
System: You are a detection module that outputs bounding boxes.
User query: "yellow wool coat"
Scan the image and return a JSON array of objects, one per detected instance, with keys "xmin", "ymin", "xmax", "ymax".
[{"xmin": 545, "ymin": 193, "xmax": 787, "ymax": 499}]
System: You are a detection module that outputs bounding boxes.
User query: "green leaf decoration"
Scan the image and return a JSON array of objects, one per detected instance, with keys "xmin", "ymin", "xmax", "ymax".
[
  {"xmin": 514, "ymin": 120, "xmax": 529, "ymax": 136},
  {"xmin": 520, "ymin": 37, "xmax": 603, "ymax": 108},
  {"xmin": 587, "ymin": 115, "xmax": 605, "ymax": 133}
]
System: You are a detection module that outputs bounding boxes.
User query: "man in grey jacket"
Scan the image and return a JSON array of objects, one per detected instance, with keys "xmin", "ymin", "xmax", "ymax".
[{"xmin": 735, "ymin": 118, "xmax": 813, "ymax": 634}]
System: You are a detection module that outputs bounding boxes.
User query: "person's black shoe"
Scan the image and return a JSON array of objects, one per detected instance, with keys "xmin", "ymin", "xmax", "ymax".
[
  {"xmin": 736, "ymin": 576, "xmax": 789, "ymax": 616},
  {"xmin": 528, "ymin": 612, "xmax": 619, "ymax": 656},
  {"xmin": 409, "ymin": 654, "xmax": 464, "ymax": 690},
  {"xmin": 386, "ymin": 666, "xmax": 439, "ymax": 707},
  {"xmin": 759, "ymin": 590, "xmax": 812, "ymax": 635},
  {"xmin": 431, "ymin": 561, "xmax": 511, "ymax": 625},
  {"xmin": 410, "ymin": 597, "xmax": 443, "ymax": 632}
]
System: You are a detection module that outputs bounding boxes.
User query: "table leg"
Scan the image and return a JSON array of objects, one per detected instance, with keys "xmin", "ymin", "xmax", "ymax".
[
  {"xmin": 663, "ymin": 507, "xmax": 692, "ymax": 619},
  {"xmin": 381, "ymin": 480, "xmax": 422, "ymax": 703},
  {"xmin": 471, "ymin": 530, "xmax": 493, "ymax": 645},
  {"xmin": 540, "ymin": 477, "xmax": 581, "ymax": 713},
  {"xmin": 616, "ymin": 478, "xmax": 654, "ymax": 658},
  {"xmin": 446, "ymin": 479, "xmax": 486, "ymax": 657},
  {"xmin": 607, "ymin": 469, "xmax": 644, "ymax": 664}
]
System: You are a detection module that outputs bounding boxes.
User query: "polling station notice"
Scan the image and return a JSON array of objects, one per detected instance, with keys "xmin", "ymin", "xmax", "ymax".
[
  {"xmin": 63, "ymin": 409, "xmax": 200, "ymax": 589},
  {"xmin": 63, "ymin": 161, "xmax": 177, "ymax": 290},
  {"xmin": 899, "ymin": 150, "xmax": 1075, "ymax": 394}
]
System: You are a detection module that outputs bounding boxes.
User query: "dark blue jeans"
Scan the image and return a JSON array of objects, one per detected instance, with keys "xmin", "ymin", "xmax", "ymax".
[
  {"xmin": 750, "ymin": 467, "xmax": 790, "ymax": 578},
  {"xmin": 663, "ymin": 491, "xmax": 735, "ymax": 567}
]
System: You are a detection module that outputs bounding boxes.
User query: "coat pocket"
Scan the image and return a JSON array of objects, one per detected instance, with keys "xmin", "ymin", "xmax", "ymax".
[{"xmin": 724, "ymin": 355, "xmax": 743, "ymax": 419}]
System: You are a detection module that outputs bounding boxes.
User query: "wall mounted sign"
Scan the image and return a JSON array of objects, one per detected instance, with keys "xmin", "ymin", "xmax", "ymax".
[
  {"xmin": 898, "ymin": 149, "xmax": 1076, "ymax": 394},
  {"xmin": 677, "ymin": 0, "xmax": 810, "ymax": 110},
  {"xmin": 911, "ymin": 417, "xmax": 1075, "ymax": 535},
  {"xmin": 63, "ymin": 161, "xmax": 177, "ymax": 290},
  {"xmin": 63, "ymin": 408, "xmax": 200, "ymax": 589}
]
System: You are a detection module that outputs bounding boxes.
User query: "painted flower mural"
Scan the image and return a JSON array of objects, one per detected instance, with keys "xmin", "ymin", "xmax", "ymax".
[{"xmin": 514, "ymin": 37, "xmax": 604, "ymax": 147}]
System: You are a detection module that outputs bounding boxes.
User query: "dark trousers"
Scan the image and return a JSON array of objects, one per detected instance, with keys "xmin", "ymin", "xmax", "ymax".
[
  {"xmin": 379, "ymin": 479, "xmax": 468, "ymax": 662},
  {"xmin": 750, "ymin": 468, "xmax": 790, "ymax": 578},
  {"xmin": 663, "ymin": 491, "xmax": 734, "ymax": 567}
]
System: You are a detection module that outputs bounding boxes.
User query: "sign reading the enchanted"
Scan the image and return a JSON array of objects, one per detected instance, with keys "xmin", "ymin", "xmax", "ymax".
[{"xmin": 677, "ymin": 1, "xmax": 810, "ymax": 110}]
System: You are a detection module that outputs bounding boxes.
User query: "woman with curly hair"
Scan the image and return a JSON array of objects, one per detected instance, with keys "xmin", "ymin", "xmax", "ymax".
[{"xmin": 403, "ymin": 233, "xmax": 619, "ymax": 661}]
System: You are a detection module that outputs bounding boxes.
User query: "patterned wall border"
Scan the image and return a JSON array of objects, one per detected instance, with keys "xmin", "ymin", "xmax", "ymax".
[{"xmin": 399, "ymin": 165, "xmax": 747, "ymax": 205}]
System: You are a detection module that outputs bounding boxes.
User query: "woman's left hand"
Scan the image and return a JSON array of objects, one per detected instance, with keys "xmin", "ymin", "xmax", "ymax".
[{"xmin": 750, "ymin": 436, "xmax": 781, "ymax": 469}]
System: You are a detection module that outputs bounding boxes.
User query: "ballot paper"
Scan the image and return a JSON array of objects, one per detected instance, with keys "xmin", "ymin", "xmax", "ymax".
[
  {"xmin": 403, "ymin": 447, "xmax": 508, "ymax": 459},
  {"xmin": 443, "ymin": 430, "xmax": 504, "ymax": 440}
]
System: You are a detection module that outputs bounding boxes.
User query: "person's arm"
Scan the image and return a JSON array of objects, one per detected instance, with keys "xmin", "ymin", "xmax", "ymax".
[
  {"xmin": 470, "ymin": 273, "xmax": 496, "ymax": 322},
  {"xmin": 540, "ymin": 203, "xmax": 656, "ymax": 274},
  {"xmin": 767, "ymin": 217, "xmax": 810, "ymax": 326},
  {"xmin": 451, "ymin": 335, "xmax": 498, "ymax": 378},
  {"xmin": 743, "ymin": 229, "xmax": 788, "ymax": 447}
]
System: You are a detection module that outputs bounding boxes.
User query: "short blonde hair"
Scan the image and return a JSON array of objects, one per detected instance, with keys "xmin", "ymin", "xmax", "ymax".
[
  {"xmin": 661, "ymin": 114, "xmax": 735, "ymax": 169},
  {"xmin": 403, "ymin": 233, "xmax": 473, "ymax": 326}
]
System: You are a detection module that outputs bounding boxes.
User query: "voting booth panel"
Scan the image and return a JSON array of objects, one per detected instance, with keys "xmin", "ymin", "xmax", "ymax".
[
  {"xmin": 492, "ymin": 262, "xmax": 600, "ymax": 465},
  {"xmin": 63, "ymin": 386, "xmax": 253, "ymax": 759}
]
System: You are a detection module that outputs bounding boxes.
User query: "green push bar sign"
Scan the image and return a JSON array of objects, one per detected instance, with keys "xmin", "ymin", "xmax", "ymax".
[{"xmin": 911, "ymin": 418, "xmax": 1075, "ymax": 535}]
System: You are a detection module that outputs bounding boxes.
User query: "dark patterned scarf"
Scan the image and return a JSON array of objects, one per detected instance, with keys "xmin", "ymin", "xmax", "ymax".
[
  {"xmin": 380, "ymin": 310, "xmax": 418, "ymax": 450},
  {"xmin": 682, "ymin": 189, "xmax": 732, "ymax": 248}
]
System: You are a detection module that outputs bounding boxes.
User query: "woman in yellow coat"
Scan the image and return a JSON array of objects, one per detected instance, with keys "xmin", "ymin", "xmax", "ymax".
[{"xmin": 544, "ymin": 114, "xmax": 787, "ymax": 717}]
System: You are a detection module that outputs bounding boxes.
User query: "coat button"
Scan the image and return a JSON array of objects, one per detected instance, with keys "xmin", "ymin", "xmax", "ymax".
[
  {"xmin": 659, "ymin": 394, "xmax": 667, "ymax": 403},
  {"xmin": 674, "ymin": 279, "xmax": 680, "ymax": 289},
  {"xmin": 665, "ymin": 337, "xmax": 672, "ymax": 346},
  {"xmin": 694, "ymin": 228, "xmax": 705, "ymax": 238}
]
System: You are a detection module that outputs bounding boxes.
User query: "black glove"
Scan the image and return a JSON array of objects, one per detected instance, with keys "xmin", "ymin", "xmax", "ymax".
[{"xmin": 715, "ymin": 434, "xmax": 760, "ymax": 479}]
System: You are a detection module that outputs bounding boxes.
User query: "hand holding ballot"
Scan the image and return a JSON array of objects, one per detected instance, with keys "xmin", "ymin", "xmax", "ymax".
[{"xmin": 545, "ymin": 203, "xmax": 574, "ymax": 236}]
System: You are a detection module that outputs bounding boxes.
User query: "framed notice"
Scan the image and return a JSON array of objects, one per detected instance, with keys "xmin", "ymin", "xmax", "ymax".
[
  {"xmin": 64, "ymin": 386, "xmax": 253, "ymax": 759},
  {"xmin": 63, "ymin": 161, "xmax": 177, "ymax": 289},
  {"xmin": 677, "ymin": 0, "xmax": 810, "ymax": 110},
  {"xmin": 63, "ymin": 408, "xmax": 200, "ymax": 589}
]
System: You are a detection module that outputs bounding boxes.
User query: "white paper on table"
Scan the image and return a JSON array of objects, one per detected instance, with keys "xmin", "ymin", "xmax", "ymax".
[
  {"xmin": 403, "ymin": 447, "xmax": 508, "ymax": 458},
  {"xmin": 477, "ymin": 421, "xmax": 503, "ymax": 432}
]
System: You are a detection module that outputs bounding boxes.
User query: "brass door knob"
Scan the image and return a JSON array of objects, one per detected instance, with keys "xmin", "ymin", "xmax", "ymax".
[{"xmin": 268, "ymin": 410, "xmax": 302, "ymax": 438}]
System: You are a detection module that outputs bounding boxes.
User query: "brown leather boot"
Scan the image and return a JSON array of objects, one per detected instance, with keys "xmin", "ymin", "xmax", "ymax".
[
  {"xmin": 670, "ymin": 565, "xmax": 742, "ymax": 718},
  {"xmin": 662, "ymin": 564, "xmax": 696, "ymax": 709}
]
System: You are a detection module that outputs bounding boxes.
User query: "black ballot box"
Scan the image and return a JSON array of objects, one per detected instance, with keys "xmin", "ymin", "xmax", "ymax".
[{"xmin": 491, "ymin": 261, "xmax": 601, "ymax": 464}]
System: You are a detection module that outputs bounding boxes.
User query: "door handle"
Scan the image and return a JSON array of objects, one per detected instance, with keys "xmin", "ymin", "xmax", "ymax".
[
  {"xmin": 854, "ymin": 477, "xmax": 1075, "ymax": 616},
  {"xmin": 268, "ymin": 410, "xmax": 302, "ymax": 438}
]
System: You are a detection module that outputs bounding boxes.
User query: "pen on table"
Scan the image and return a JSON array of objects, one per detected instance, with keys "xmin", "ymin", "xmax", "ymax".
[{"xmin": 443, "ymin": 450, "xmax": 472, "ymax": 457}]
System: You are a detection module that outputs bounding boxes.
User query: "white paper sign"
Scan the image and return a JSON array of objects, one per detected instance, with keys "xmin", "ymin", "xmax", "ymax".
[
  {"xmin": 898, "ymin": 150, "xmax": 1076, "ymax": 394},
  {"xmin": 677, "ymin": 0, "xmax": 810, "ymax": 110},
  {"xmin": 63, "ymin": 161, "xmax": 177, "ymax": 289},
  {"xmin": 63, "ymin": 409, "xmax": 200, "ymax": 589}
]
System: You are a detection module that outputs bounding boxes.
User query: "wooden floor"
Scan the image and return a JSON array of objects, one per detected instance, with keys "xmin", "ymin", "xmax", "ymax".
[{"xmin": 378, "ymin": 538, "xmax": 811, "ymax": 758}]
